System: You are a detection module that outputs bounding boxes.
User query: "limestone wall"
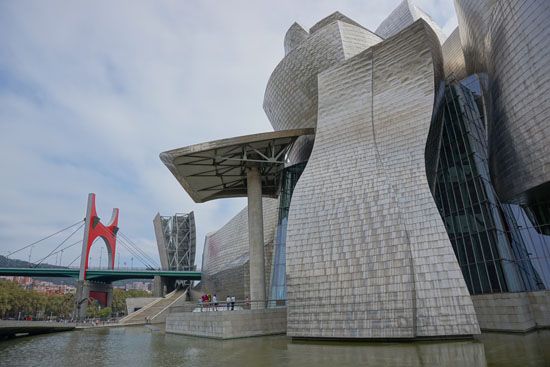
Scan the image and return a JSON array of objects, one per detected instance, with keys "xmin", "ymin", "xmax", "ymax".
[
  {"xmin": 166, "ymin": 308, "xmax": 287, "ymax": 339},
  {"xmin": 472, "ymin": 290, "xmax": 550, "ymax": 332},
  {"xmin": 126, "ymin": 297, "xmax": 160, "ymax": 314}
]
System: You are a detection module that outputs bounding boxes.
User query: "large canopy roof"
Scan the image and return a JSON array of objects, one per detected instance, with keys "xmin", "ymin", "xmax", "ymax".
[{"xmin": 160, "ymin": 128, "xmax": 314, "ymax": 203}]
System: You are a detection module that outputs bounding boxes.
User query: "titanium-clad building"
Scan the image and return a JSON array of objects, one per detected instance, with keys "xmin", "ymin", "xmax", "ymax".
[
  {"xmin": 282, "ymin": 19, "xmax": 480, "ymax": 338},
  {"xmin": 453, "ymin": 0, "xmax": 550, "ymax": 227},
  {"xmin": 200, "ymin": 198, "xmax": 278, "ymax": 300},
  {"xmin": 161, "ymin": 0, "xmax": 550, "ymax": 338},
  {"xmin": 375, "ymin": 0, "xmax": 447, "ymax": 44}
]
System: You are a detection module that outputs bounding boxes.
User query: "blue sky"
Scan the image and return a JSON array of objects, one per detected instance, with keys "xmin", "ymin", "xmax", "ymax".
[{"xmin": 0, "ymin": 0, "xmax": 458, "ymax": 269}]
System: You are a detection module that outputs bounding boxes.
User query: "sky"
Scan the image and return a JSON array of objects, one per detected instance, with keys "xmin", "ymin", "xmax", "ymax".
[{"xmin": 0, "ymin": 0, "xmax": 458, "ymax": 270}]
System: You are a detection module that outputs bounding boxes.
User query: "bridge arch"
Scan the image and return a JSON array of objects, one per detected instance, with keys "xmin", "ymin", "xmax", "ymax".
[
  {"xmin": 78, "ymin": 193, "xmax": 119, "ymax": 280},
  {"xmin": 87, "ymin": 236, "xmax": 115, "ymax": 270}
]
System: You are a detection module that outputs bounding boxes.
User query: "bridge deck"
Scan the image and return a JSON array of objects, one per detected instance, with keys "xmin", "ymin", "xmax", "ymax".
[{"xmin": 0, "ymin": 268, "xmax": 201, "ymax": 282}]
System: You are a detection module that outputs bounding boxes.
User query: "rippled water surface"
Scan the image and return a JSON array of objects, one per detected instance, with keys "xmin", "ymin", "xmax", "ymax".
[{"xmin": 0, "ymin": 326, "xmax": 548, "ymax": 367}]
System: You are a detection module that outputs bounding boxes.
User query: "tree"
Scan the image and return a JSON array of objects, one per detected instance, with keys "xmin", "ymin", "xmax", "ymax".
[
  {"xmin": 98, "ymin": 307, "xmax": 111, "ymax": 319},
  {"xmin": 86, "ymin": 300, "xmax": 101, "ymax": 318},
  {"xmin": 111, "ymin": 288, "xmax": 151, "ymax": 316},
  {"xmin": 0, "ymin": 280, "xmax": 16, "ymax": 317}
]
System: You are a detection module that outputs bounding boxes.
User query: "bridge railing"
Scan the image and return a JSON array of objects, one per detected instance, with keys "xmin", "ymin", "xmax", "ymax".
[
  {"xmin": 169, "ymin": 299, "xmax": 287, "ymax": 313},
  {"xmin": 86, "ymin": 267, "xmax": 161, "ymax": 271}
]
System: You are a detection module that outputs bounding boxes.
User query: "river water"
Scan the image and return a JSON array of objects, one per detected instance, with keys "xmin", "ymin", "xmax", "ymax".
[{"xmin": 0, "ymin": 326, "xmax": 548, "ymax": 367}]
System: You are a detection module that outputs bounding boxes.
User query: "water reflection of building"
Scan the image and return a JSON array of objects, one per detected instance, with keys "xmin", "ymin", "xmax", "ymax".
[
  {"xmin": 161, "ymin": 0, "xmax": 550, "ymax": 338},
  {"xmin": 287, "ymin": 339, "xmax": 487, "ymax": 367},
  {"xmin": 478, "ymin": 330, "xmax": 550, "ymax": 366}
]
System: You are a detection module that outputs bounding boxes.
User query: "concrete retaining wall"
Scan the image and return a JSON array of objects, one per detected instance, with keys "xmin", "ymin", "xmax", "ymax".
[
  {"xmin": 165, "ymin": 308, "xmax": 286, "ymax": 339},
  {"xmin": 472, "ymin": 290, "xmax": 550, "ymax": 332},
  {"xmin": 126, "ymin": 297, "xmax": 160, "ymax": 314}
]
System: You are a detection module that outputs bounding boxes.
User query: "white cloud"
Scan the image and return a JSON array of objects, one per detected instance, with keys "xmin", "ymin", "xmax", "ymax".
[{"xmin": 0, "ymin": 0, "xmax": 457, "ymax": 269}]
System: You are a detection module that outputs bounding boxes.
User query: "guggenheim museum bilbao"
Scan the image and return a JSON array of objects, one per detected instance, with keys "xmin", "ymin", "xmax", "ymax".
[{"xmin": 161, "ymin": 0, "xmax": 550, "ymax": 339}]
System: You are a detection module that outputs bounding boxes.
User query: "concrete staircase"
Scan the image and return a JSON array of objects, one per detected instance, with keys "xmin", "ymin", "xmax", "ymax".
[{"xmin": 119, "ymin": 289, "xmax": 189, "ymax": 325}]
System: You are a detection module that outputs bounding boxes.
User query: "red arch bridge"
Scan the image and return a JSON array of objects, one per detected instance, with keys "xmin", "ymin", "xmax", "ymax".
[{"xmin": 1, "ymin": 193, "xmax": 200, "ymax": 319}]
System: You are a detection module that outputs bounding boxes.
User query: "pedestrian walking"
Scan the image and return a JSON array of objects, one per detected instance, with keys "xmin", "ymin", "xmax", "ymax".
[
  {"xmin": 226, "ymin": 296, "xmax": 231, "ymax": 310},
  {"xmin": 231, "ymin": 295, "xmax": 235, "ymax": 310}
]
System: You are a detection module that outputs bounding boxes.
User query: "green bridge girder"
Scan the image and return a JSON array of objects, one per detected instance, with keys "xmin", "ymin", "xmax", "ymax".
[{"xmin": 0, "ymin": 267, "xmax": 201, "ymax": 283}]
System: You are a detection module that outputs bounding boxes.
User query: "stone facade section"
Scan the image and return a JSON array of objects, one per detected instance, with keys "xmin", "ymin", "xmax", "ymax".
[
  {"xmin": 166, "ymin": 308, "xmax": 287, "ymax": 339},
  {"xmin": 472, "ymin": 290, "xmax": 550, "ymax": 332},
  {"xmin": 285, "ymin": 20, "xmax": 479, "ymax": 339},
  {"xmin": 126, "ymin": 297, "xmax": 161, "ymax": 314},
  {"xmin": 201, "ymin": 198, "xmax": 278, "ymax": 300}
]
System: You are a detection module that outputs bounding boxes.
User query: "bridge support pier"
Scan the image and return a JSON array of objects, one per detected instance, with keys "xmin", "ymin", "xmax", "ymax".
[
  {"xmin": 153, "ymin": 276, "xmax": 165, "ymax": 297},
  {"xmin": 153, "ymin": 276, "xmax": 179, "ymax": 297},
  {"xmin": 75, "ymin": 280, "xmax": 113, "ymax": 320}
]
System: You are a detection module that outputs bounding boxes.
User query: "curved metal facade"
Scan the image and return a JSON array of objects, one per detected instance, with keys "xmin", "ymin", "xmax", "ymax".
[
  {"xmin": 454, "ymin": 0, "xmax": 550, "ymax": 206},
  {"xmin": 442, "ymin": 27, "xmax": 467, "ymax": 80},
  {"xmin": 284, "ymin": 23, "xmax": 309, "ymax": 55},
  {"xmin": 285, "ymin": 20, "xmax": 479, "ymax": 338},
  {"xmin": 200, "ymin": 198, "xmax": 278, "ymax": 300},
  {"xmin": 375, "ymin": 0, "xmax": 447, "ymax": 44},
  {"xmin": 263, "ymin": 15, "xmax": 382, "ymax": 132}
]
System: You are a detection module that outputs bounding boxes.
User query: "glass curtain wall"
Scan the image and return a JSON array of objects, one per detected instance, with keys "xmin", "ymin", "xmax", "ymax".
[
  {"xmin": 431, "ymin": 78, "xmax": 547, "ymax": 294},
  {"xmin": 269, "ymin": 162, "xmax": 306, "ymax": 306}
]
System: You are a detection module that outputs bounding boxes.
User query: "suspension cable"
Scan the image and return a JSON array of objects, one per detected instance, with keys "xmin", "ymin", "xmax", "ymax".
[
  {"xmin": 121, "ymin": 242, "xmax": 155, "ymax": 269},
  {"xmin": 119, "ymin": 232, "xmax": 160, "ymax": 268},
  {"xmin": 120, "ymin": 232, "xmax": 158, "ymax": 265},
  {"xmin": 97, "ymin": 229, "xmax": 153, "ymax": 269},
  {"xmin": 6, "ymin": 220, "xmax": 84, "ymax": 258},
  {"xmin": 117, "ymin": 239, "xmax": 155, "ymax": 269},
  {"xmin": 47, "ymin": 239, "xmax": 81, "ymax": 259},
  {"xmin": 101, "ymin": 229, "xmax": 158, "ymax": 269},
  {"xmin": 33, "ymin": 222, "xmax": 85, "ymax": 267},
  {"xmin": 67, "ymin": 253, "xmax": 81, "ymax": 267},
  {"xmin": 118, "ymin": 241, "xmax": 150, "ymax": 268}
]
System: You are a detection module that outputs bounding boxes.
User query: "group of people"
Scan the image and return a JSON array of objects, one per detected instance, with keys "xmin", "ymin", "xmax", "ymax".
[
  {"xmin": 199, "ymin": 293, "xmax": 214, "ymax": 310},
  {"xmin": 225, "ymin": 295, "xmax": 236, "ymax": 310},
  {"xmin": 198, "ymin": 293, "xmax": 237, "ymax": 311}
]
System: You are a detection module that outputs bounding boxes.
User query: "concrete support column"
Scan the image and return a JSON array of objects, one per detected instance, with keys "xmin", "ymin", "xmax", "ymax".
[
  {"xmin": 247, "ymin": 167, "xmax": 265, "ymax": 309},
  {"xmin": 74, "ymin": 280, "xmax": 88, "ymax": 320},
  {"xmin": 73, "ymin": 280, "xmax": 113, "ymax": 320},
  {"xmin": 153, "ymin": 275, "xmax": 164, "ymax": 297}
]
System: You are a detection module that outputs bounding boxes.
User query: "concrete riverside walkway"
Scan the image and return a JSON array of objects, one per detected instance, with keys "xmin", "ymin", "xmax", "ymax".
[
  {"xmin": 0, "ymin": 320, "xmax": 75, "ymax": 338},
  {"xmin": 166, "ymin": 308, "xmax": 287, "ymax": 339}
]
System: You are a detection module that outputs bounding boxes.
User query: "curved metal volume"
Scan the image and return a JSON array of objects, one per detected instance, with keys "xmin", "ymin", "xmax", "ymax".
[
  {"xmin": 201, "ymin": 198, "xmax": 278, "ymax": 300},
  {"xmin": 285, "ymin": 20, "xmax": 479, "ymax": 338},
  {"xmin": 454, "ymin": 0, "xmax": 550, "ymax": 207}
]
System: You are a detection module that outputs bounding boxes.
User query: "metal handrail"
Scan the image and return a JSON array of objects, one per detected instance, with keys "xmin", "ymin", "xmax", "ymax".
[{"xmin": 170, "ymin": 298, "xmax": 287, "ymax": 312}]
